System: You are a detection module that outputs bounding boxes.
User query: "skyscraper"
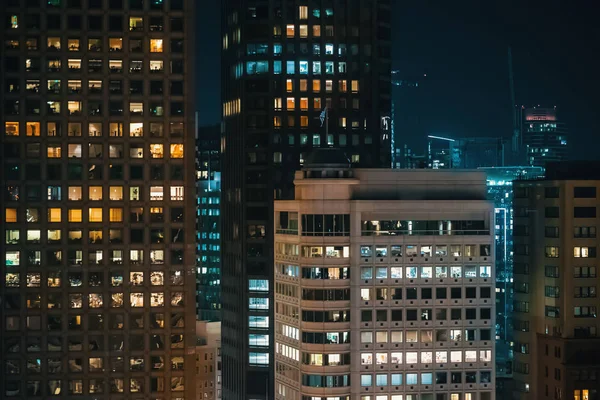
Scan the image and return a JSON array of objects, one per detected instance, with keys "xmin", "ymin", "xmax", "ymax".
[
  {"xmin": 196, "ymin": 124, "xmax": 222, "ymax": 321},
  {"xmin": 518, "ymin": 106, "xmax": 568, "ymax": 168},
  {"xmin": 274, "ymin": 151, "xmax": 496, "ymax": 400},
  {"xmin": 220, "ymin": 2, "xmax": 392, "ymax": 398},
  {"xmin": 512, "ymin": 162, "xmax": 600, "ymax": 400},
  {"xmin": 1, "ymin": 1, "xmax": 197, "ymax": 398}
]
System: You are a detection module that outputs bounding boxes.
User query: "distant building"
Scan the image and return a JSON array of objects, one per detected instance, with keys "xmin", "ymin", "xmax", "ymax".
[
  {"xmin": 519, "ymin": 107, "xmax": 568, "ymax": 167},
  {"xmin": 196, "ymin": 321, "xmax": 222, "ymax": 400},
  {"xmin": 512, "ymin": 162, "xmax": 600, "ymax": 400},
  {"xmin": 427, "ymin": 136, "xmax": 507, "ymax": 170},
  {"xmin": 478, "ymin": 166, "xmax": 545, "ymax": 390},
  {"xmin": 274, "ymin": 149, "xmax": 496, "ymax": 400},
  {"xmin": 196, "ymin": 124, "xmax": 221, "ymax": 321}
]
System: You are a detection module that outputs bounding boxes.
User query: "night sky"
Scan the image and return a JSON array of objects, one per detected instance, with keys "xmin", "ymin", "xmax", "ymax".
[{"xmin": 196, "ymin": 1, "xmax": 600, "ymax": 160}]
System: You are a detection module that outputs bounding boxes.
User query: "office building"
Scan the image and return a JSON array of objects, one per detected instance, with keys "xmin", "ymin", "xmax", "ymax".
[
  {"xmin": 220, "ymin": 2, "xmax": 392, "ymax": 398},
  {"xmin": 1, "ymin": 0, "xmax": 197, "ymax": 398},
  {"xmin": 196, "ymin": 321, "xmax": 222, "ymax": 400},
  {"xmin": 512, "ymin": 162, "xmax": 600, "ymax": 400},
  {"xmin": 427, "ymin": 136, "xmax": 507, "ymax": 170},
  {"xmin": 196, "ymin": 124, "xmax": 222, "ymax": 321},
  {"xmin": 274, "ymin": 149, "xmax": 496, "ymax": 400},
  {"xmin": 519, "ymin": 107, "xmax": 568, "ymax": 168},
  {"xmin": 478, "ymin": 166, "xmax": 544, "ymax": 394}
]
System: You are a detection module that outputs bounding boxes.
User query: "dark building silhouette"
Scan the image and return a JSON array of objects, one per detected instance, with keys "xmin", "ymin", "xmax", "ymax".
[{"xmin": 220, "ymin": 1, "xmax": 392, "ymax": 398}]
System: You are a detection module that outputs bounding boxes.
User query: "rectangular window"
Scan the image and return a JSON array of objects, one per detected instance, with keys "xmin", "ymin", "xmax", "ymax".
[
  {"xmin": 574, "ymin": 187, "xmax": 596, "ymax": 198},
  {"xmin": 574, "ymin": 207, "xmax": 596, "ymax": 218}
]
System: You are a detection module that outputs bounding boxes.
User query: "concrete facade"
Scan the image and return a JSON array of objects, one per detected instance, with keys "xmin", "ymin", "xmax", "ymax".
[{"xmin": 274, "ymin": 160, "xmax": 496, "ymax": 400}]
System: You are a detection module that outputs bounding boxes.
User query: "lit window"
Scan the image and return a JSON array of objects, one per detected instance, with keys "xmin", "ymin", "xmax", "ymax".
[
  {"xmin": 130, "ymin": 293, "xmax": 144, "ymax": 307},
  {"xmin": 301, "ymin": 116, "xmax": 309, "ymax": 127},
  {"xmin": 110, "ymin": 187, "xmax": 123, "ymax": 201},
  {"xmin": 48, "ymin": 208, "xmax": 62, "ymax": 223},
  {"xmin": 286, "ymin": 97, "xmax": 295, "ymax": 110},
  {"xmin": 299, "ymin": 6, "xmax": 308, "ymax": 19},
  {"xmin": 170, "ymin": 144, "xmax": 184, "ymax": 158},
  {"xmin": 109, "ymin": 208, "xmax": 123, "ymax": 222},
  {"xmin": 150, "ymin": 60, "xmax": 163, "ymax": 72},
  {"xmin": 88, "ymin": 208, "xmax": 103, "ymax": 223},
  {"xmin": 89, "ymin": 294, "xmax": 103, "ymax": 308},
  {"xmin": 150, "ymin": 39, "xmax": 163, "ymax": 52},
  {"xmin": 286, "ymin": 79, "xmax": 293, "ymax": 92},
  {"xmin": 352, "ymin": 80, "xmax": 360, "ymax": 92},
  {"xmin": 325, "ymin": 80, "xmax": 333, "ymax": 92},
  {"xmin": 130, "ymin": 145, "xmax": 144, "ymax": 158},
  {"xmin": 10, "ymin": 15, "xmax": 18, "ymax": 29},
  {"xmin": 89, "ymin": 186, "xmax": 103, "ymax": 201},
  {"xmin": 109, "ymin": 37, "xmax": 122, "ymax": 51},
  {"xmin": 339, "ymin": 80, "xmax": 348, "ymax": 92},
  {"xmin": 150, "ymin": 144, "xmax": 164, "ymax": 158},
  {"xmin": 170, "ymin": 186, "xmax": 184, "ymax": 201},
  {"xmin": 130, "ymin": 122, "xmax": 144, "ymax": 137},
  {"xmin": 68, "ymin": 144, "xmax": 82, "ymax": 158},
  {"xmin": 68, "ymin": 209, "xmax": 83, "ymax": 222},
  {"xmin": 4, "ymin": 122, "xmax": 19, "ymax": 136},
  {"xmin": 130, "ymin": 102, "xmax": 143, "ymax": 115},
  {"xmin": 68, "ymin": 187, "xmax": 82, "ymax": 201},
  {"xmin": 68, "ymin": 39, "xmax": 79, "ymax": 51},
  {"xmin": 26, "ymin": 122, "xmax": 41, "ymax": 137},
  {"xmin": 150, "ymin": 186, "xmax": 164, "ymax": 201},
  {"xmin": 299, "ymin": 25, "xmax": 308, "ymax": 38},
  {"xmin": 313, "ymin": 25, "xmax": 321, "ymax": 37},
  {"xmin": 151, "ymin": 292, "xmax": 164, "ymax": 307},
  {"xmin": 274, "ymin": 98, "xmax": 282, "ymax": 110},
  {"xmin": 286, "ymin": 24, "xmax": 295, "ymax": 37},
  {"xmin": 5, "ymin": 209, "xmax": 18, "ymax": 223},
  {"xmin": 129, "ymin": 17, "xmax": 143, "ymax": 31},
  {"xmin": 47, "ymin": 145, "xmax": 62, "ymax": 158}
]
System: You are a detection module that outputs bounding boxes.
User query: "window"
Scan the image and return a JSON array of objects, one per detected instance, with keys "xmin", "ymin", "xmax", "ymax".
[
  {"xmin": 546, "ymin": 246, "xmax": 559, "ymax": 258},
  {"xmin": 574, "ymin": 207, "xmax": 597, "ymax": 218},
  {"xmin": 574, "ymin": 187, "xmax": 596, "ymax": 198},
  {"xmin": 574, "ymin": 247, "xmax": 596, "ymax": 258},
  {"xmin": 150, "ymin": 39, "xmax": 163, "ymax": 52}
]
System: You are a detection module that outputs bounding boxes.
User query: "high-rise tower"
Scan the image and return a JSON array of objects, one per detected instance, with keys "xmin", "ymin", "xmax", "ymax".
[
  {"xmin": 220, "ymin": 1, "xmax": 392, "ymax": 398},
  {"xmin": 1, "ymin": 1, "xmax": 197, "ymax": 398}
]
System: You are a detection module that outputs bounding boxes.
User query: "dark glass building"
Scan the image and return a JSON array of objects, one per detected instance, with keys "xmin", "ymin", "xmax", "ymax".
[
  {"xmin": 220, "ymin": 1, "xmax": 392, "ymax": 398},
  {"xmin": 196, "ymin": 124, "xmax": 222, "ymax": 321},
  {"xmin": 519, "ymin": 106, "xmax": 568, "ymax": 168},
  {"xmin": 1, "ymin": 1, "xmax": 197, "ymax": 398}
]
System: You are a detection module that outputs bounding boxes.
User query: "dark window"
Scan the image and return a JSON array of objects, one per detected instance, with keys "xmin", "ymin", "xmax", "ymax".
[
  {"xmin": 574, "ymin": 187, "xmax": 596, "ymax": 198},
  {"xmin": 545, "ymin": 207, "xmax": 560, "ymax": 218},
  {"xmin": 67, "ymin": 15, "xmax": 81, "ymax": 29},
  {"xmin": 435, "ymin": 288, "xmax": 446, "ymax": 299},
  {"xmin": 88, "ymin": 15, "xmax": 102, "ymax": 30},
  {"xmin": 480, "ymin": 287, "xmax": 491, "ymax": 298},
  {"xmin": 545, "ymin": 187, "xmax": 560, "ymax": 198},
  {"xmin": 545, "ymin": 226, "xmax": 559, "ymax": 238},
  {"xmin": 451, "ymin": 288, "xmax": 461, "ymax": 299},
  {"xmin": 108, "ymin": 15, "xmax": 122, "ymax": 30},
  {"xmin": 47, "ymin": 14, "xmax": 61, "ymax": 29},
  {"xmin": 574, "ymin": 207, "xmax": 596, "ymax": 218}
]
